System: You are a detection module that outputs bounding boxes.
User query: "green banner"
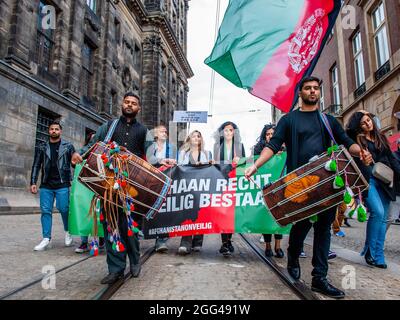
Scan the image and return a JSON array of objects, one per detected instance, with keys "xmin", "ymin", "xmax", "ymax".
[
  {"xmin": 234, "ymin": 153, "xmax": 292, "ymax": 234},
  {"xmin": 68, "ymin": 162, "xmax": 104, "ymax": 237}
]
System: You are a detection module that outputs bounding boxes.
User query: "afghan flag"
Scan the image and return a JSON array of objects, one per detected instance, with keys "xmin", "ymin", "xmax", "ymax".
[
  {"xmin": 205, "ymin": 0, "xmax": 342, "ymax": 112},
  {"xmin": 142, "ymin": 153, "xmax": 291, "ymax": 239}
]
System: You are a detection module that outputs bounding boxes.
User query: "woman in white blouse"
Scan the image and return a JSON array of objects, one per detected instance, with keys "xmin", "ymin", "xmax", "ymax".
[{"xmin": 177, "ymin": 130, "xmax": 212, "ymax": 254}]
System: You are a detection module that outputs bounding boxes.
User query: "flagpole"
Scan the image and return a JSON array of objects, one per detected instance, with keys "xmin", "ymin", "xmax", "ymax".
[{"xmin": 208, "ymin": 0, "xmax": 221, "ymax": 118}]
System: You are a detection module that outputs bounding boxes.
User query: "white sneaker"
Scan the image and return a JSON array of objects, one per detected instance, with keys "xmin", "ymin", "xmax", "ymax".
[
  {"xmin": 34, "ymin": 238, "xmax": 51, "ymax": 251},
  {"xmin": 178, "ymin": 246, "xmax": 189, "ymax": 255},
  {"xmin": 65, "ymin": 232, "xmax": 73, "ymax": 247}
]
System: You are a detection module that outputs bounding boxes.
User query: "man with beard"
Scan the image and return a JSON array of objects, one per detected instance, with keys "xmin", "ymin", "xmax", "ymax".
[
  {"xmin": 31, "ymin": 121, "xmax": 76, "ymax": 251},
  {"xmin": 72, "ymin": 92, "xmax": 148, "ymax": 284},
  {"xmin": 245, "ymin": 76, "xmax": 372, "ymax": 299}
]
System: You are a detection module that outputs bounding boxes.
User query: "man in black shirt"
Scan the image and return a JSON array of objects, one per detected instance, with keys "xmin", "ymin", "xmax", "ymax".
[
  {"xmin": 245, "ymin": 76, "xmax": 372, "ymax": 299},
  {"xmin": 30, "ymin": 121, "xmax": 76, "ymax": 251},
  {"xmin": 72, "ymin": 92, "xmax": 148, "ymax": 285}
]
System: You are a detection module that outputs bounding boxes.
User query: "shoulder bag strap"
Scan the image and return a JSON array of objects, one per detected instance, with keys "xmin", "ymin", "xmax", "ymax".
[
  {"xmin": 104, "ymin": 119, "xmax": 119, "ymax": 143},
  {"xmin": 319, "ymin": 112, "xmax": 338, "ymax": 145}
]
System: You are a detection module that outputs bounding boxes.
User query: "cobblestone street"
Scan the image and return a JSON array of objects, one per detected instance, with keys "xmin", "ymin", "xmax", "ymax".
[{"xmin": 1, "ymin": 213, "xmax": 400, "ymax": 300}]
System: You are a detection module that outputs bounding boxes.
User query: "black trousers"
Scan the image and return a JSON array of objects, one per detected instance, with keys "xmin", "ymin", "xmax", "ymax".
[
  {"xmin": 180, "ymin": 235, "xmax": 204, "ymax": 248},
  {"xmin": 263, "ymin": 233, "xmax": 283, "ymax": 243},
  {"xmin": 221, "ymin": 233, "xmax": 233, "ymax": 243},
  {"xmin": 287, "ymin": 207, "xmax": 336, "ymax": 279},
  {"xmin": 103, "ymin": 208, "xmax": 140, "ymax": 274}
]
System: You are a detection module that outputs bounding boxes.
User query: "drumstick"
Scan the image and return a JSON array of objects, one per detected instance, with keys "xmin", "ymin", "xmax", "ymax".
[{"xmin": 248, "ymin": 176, "xmax": 262, "ymax": 191}]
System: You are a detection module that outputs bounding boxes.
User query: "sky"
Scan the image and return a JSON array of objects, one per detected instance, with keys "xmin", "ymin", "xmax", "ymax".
[{"xmin": 186, "ymin": 0, "xmax": 272, "ymax": 155}]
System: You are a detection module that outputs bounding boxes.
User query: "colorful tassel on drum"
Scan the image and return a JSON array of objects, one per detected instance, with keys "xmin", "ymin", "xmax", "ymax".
[
  {"xmin": 357, "ymin": 204, "xmax": 367, "ymax": 222},
  {"xmin": 333, "ymin": 176, "xmax": 345, "ymax": 189},
  {"xmin": 345, "ymin": 207, "xmax": 355, "ymax": 219},
  {"xmin": 327, "ymin": 145, "xmax": 339, "ymax": 156},
  {"xmin": 90, "ymin": 240, "xmax": 99, "ymax": 257},
  {"xmin": 324, "ymin": 159, "xmax": 337, "ymax": 172},
  {"xmin": 343, "ymin": 186, "xmax": 354, "ymax": 205}
]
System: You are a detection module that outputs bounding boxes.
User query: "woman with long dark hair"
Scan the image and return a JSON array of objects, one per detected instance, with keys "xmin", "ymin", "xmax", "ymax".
[
  {"xmin": 346, "ymin": 112, "xmax": 400, "ymax": 268},
  {"xmin": 252, "ymin": 124, "xmax": 284, "ymax": 258},
  {"xmin": 213, "ymin": 121, "xmax": 246, "ymax": 256}
]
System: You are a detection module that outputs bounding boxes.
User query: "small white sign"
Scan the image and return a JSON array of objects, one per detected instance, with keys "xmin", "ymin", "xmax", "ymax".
[{"xmin": 173, "ymin": 111, "xmax": 208, "ymax": 123}]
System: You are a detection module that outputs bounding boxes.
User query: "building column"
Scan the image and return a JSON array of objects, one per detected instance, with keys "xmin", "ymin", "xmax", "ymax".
[
  {"xmin": 5, "ymin": 0, "xmax": 38, "ymax": 71},
  {"xmin": 142, "ymin": 34, "xmax": 162, "ymax": 128},
  {"xmin": 61, "ymin": 0, "xmax": 85, "ymax": 101}
]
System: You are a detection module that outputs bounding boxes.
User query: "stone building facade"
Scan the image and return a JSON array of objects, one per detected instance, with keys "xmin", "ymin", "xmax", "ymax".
[
  {"xmin": 0, "ymin": 0, "xmax": 193, "ymax": 213},
  {"xmin": 313, "ymin": 0, "xmax": 400, "ymax": 141}
]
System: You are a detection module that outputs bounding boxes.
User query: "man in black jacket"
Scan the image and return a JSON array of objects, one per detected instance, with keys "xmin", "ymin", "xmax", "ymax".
[
  {"xmin": 72, "ymin": 92, "xmax": 148, "ymax": 285},
  {"xmin": 30, "ymin": 121, "xmax": 76, "ymax": 251},
  {"xmin": 245, "ymin": 76, "xmax": 372, "ymax": 299}
]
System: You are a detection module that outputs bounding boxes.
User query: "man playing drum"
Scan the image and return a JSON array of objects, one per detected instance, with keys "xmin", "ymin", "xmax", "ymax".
[
  {"xmin": 71, "ymin": 92, "xmax": 149, "ymax": 285},
  {"xmin": 245, "ymin": 76, "xmax": 372, "ymax": 299}
]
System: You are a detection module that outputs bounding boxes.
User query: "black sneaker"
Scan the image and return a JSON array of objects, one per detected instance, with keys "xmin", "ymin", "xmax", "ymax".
[
  {"xmin": 75, "ymin": 242, "xmax": 89, "ymax": 253},
  {"xmin": 227, "ymin": 241, "xmax": 234, "ymax": 253},
  {"xmin": 265, "ymin": 248, "xmax": 274, "ymax": 257},
  {"xmin": 219, "ymin": 243, "xmax": 231, "ymax": 256},
  {"xmin": 275, "ymin": 248, "xmax": 284, "ymax": 258},
  {"xmin": 311, "ymin": 278, "xmax": 345, "ymax": 299},
  {"xmin": 287, "ymin": 252, "xmax": 301, "ymax": 280},
  {"xmin": 328, "ymin": 250, "xmax": 337, "ymax": 260},
  {"xmin": 130, "ymin": 264, "xmax": 141, "ymax": 278},
  {"xmin": 99, "ymin": 238, "xmax": 105, "ymax": 251},
  {"xmin": 343, "ymin": 218, "xmax": 352, "ymax": 227}
]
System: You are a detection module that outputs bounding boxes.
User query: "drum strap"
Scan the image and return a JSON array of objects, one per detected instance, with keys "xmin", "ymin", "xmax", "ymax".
[
  {"xmin": 104, "ymin": 119, "xmax": 119, "ymax": 143},
  {"xmin": 319, "ymin": 112, "xmax": 338, "ymax": 146}
]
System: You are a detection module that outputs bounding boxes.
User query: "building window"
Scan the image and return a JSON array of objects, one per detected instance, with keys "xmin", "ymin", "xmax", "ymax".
[
  {"xmin": 86, "ymin": 0, "xmax": 97, "ymax": 13},
  {"xmin": 161, "ymin": 63, "xmax": 167, "ymax": 87},
  {"xmin": 109, "ymin": 90, "xmax": 117, "ymax": 115},
  {"xmin": 35, "ymin": 1, "xmax": 55, "ymax": 72},
  {"xmin": 114, "ymin": 18, "xmax": 121, "ymax": 44},
  {"xmin": 352, "ymin": 31, "xmax": 366, "ymax": 88},
  {"xmin": 331, "ymin": 65, "xmax": 341, "ymax": 114},
  {"xmin": 81, "ymin": 40, "xmax": 95, "ymax": 100},
  {"xmin": 320, "ymin": 83, "xmax": 325, "ymax": 111},
  {"xmin": 133, "ymin": 44, "xmax": 141, "ymax": 70},
  {"xmin": 35, "ymin": 107, "xmax": 59, "ymax": 147},
  {"xmin": 372, "ymin": 2, "xmax": 390, "ymax": 69}
]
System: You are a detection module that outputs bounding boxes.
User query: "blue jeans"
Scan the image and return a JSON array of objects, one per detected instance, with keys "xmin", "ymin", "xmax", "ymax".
[
  {"xmin": 361, "ymin": 178, "xmax": 391, "ymax": 265},
  {"xmin": 39, "ymin": 187, "xmax": 70, "ymax": 239}
]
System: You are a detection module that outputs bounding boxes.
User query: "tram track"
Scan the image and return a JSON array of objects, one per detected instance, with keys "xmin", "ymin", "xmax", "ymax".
[
  {"xmin": 239, "ymin": 233, "xmax": 319, "ymax": 300},
  {"xmin": 0, "ymin": 255, "xmax": 92, "ymax": 300},
  {"xmin": 91, "ymin": 246, "xmax": 155, "ymax": 300}
]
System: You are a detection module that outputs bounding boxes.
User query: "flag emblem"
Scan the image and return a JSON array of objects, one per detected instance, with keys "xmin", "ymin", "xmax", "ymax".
[{"xmin": 289, "ymin": 9, "xmax": 326, "ymax": 74}]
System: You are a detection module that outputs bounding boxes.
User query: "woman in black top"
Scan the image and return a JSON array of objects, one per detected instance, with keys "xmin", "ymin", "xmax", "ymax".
[
  {"xmin": 346, "ymin": 112, "xmax": 400, "ymax": 269},
  {"xmin": 213, "ymin": 121, "xmax": 246, "ymax": 256},
  {"xmin": 252, "ymin": 124, "xmax": 284, "ymax": 258}
]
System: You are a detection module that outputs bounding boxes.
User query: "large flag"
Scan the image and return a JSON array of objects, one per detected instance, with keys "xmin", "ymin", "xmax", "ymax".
[
  {"xmin": 142, "ymin": 153, "xmax": 291, "ymax": 239},
  {"xmin": 205, "ymin": 0, "xmax": 342, "ymax": 112}
]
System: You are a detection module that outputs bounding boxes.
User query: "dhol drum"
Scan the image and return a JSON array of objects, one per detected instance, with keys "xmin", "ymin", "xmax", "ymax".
[
  {"xmin": 78, "ymin": 141, "xmax": 172, "ymax": 221},
  {"xmin": 262, "ymin": 146, "xmax": 369, "ymax": 226}
]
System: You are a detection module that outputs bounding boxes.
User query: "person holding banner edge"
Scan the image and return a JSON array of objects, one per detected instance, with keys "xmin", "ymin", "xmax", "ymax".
[
  {"xmin": 244, "ymin": 76, "xmax": 372, "ymax": 299},
  {"xmin": 177, "ymin": 130, "xmax": 213, "ymax": 255},
  {"xmin": 71, "ymin": 92, "xmax": 149, "ymax": 285},
  {"xmin": 252, "ymin": 124, "xmax": 284, "ymax": 259},
  {"xmin": 147, "ymin": 124, "xmax": 178, "ymax": 253},
  {"xmin": 214, "ymin": 121, "xmax": 246, "ymax": 256}
]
